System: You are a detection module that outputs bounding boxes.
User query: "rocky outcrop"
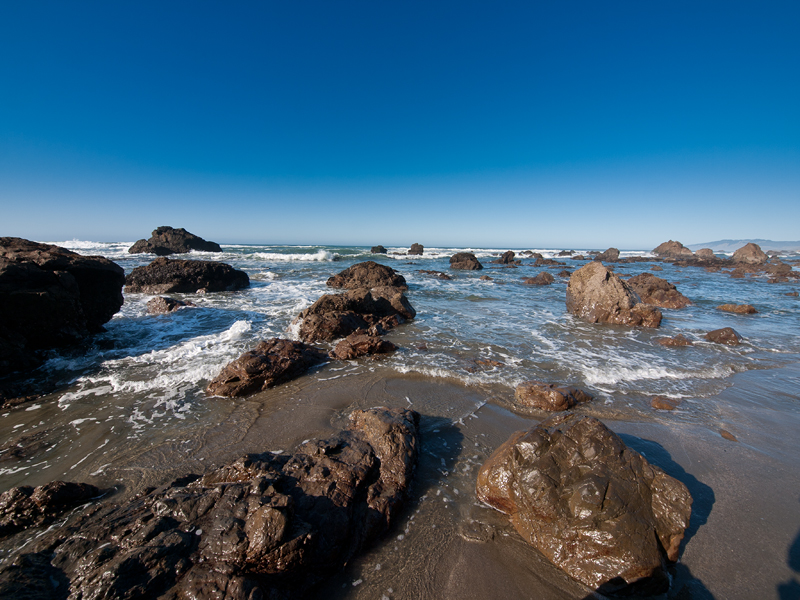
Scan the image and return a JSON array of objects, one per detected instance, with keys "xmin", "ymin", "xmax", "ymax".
[
  {"xmin": 0, "ymin": 481, "xmax": 101, "ymax": 538},
  {"xmin": 695, "ymin": 248, "xmax": 715, "ymax": 259},
  {"xmin": 492, "ymin": 251, "xmax": 516, "ymax": 265},
  {"xmin": 716, "ymin": 303, "xmax": 757, "ymax": 314},
  {"xmin": 652, "ymin": 240, "xmax": 693, "ymax": 258},
  {"xmin": 329, "ymin": 331, "xmax": 397, "ymax": 360},
  {"xmin": 705, "ymin": 327, "xmax": 743, "ymax": 345},
  {"xmin": 476, "ymin": 414, "xmax": 692, "ymax": 595},
  {"xmin": 0, "ymin": 238, "xmax": 125, "ymax": 376},
  {"xmin": 0, "ymin": 408, "xmax": 420, "ymax": 600},
  {"xmin": 326, "ymin": 261, "xmax": 407, "ymax": 290},
  {"xmin": 657, "ymin": 334, "xmax": 693, "ymax": 347},
  {"xmin": 594, "ymin": 247, "xmax": 620, "ymax": 262},
  {"xmin": 146, "ymin": 296, "xmax": 196, "ymax": 314},
  {"xmin": 408, "ymin": 243, "xmax": 424, "ymax": 255},
  {"xmin": 513, "ymin": 381, "xmax": 593, "ymax": 412},
  {"xmin": 522, "ymin": 272, "xmax": 554, "ymax": 285},
  {"xmin": 418, "ymin": 269, "xmax": 452, "ymax": 280},
  {"xmin": 206, "ymin": 338, "xmax": 327, "ymax": 397},
  {"xmin": 732, "ymin": 242, "xmax": 768, "ymax": 265},
  {"xmin": 125, "ymin": 257, "xmax": 250, "ymax": 294},
  {"xmin": 128, "ymin": 226, "xmax": 222, "ymax": 255},
  {"xmin": 626, "ymin": 273, "xmax": 692, "ymax": 309},
  {"xmin": 370, "ymin": 245, "xmax": 387, "ymax": 254},
  {"xmin": 566, "ymin": 262, "xmax": 662, "ymax": 328},
  {"xmin": 450, "ymin": 252, "xmax": 483, "ymax": 270}
]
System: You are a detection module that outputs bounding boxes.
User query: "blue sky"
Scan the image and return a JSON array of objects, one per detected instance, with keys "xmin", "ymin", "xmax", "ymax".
[{"xmin": 1, "ymin": 1, "xmax": 798, "ymax": 248}]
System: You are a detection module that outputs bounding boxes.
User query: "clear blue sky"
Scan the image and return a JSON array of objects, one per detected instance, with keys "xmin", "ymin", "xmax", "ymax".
[{"xmin": 2, "ymin": 1, "xmax": 798, "ymax": 248}]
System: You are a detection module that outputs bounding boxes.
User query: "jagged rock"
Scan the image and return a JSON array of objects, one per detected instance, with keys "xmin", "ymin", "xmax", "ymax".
[
  {"xmin": 594, "ymin": 247, "xmax": 620, "ymax": 262},
  {"xmin": 0, "ymin": 238, "xmax": 125, "ymax": 376},
  {"xmin": 0, "ymin": 408, "xmax": 419, "ymax": 600},
  {"xmin": 492, "ymin": 251, "xmax": 516, "ymax": 264},
  {"xmin": 626, "ymin": 273, "xmax": 692, "ymax": 309},
  {"xmin": 125, "ymin": 257, "xmax": 250, "ymax": 294},
  {"xmin": 476, "ymin": 414, "xmax": 692, "ymax": 594},
  {"xmin": 370, "ymin": 245, "xmax": 387, "ymax": 254},
  {"xmin": 450, "ymin": 253, "xmax": 483, "ymax": 271},
  {"xmin": 408, "ymin": 243, "xmax": 424, "ymax": 255},
  {"xmin": 557, "ymin": 270, "xmax": 572, "ymax": 278},
  {"xmin": 558, "ymin": 250, "xmax": 575, "ymax": 256},
  {"xmin": 513, "ymin": 381, "xmax": 593, "ymax": 412},
  {"xmin": 326, "ymin": 261, "xmax": 407, "ymax": 290},
  {"xmin": 705, "ymin": 327, "xmax": 743, "ymax": 345},
  {"xmin": 128, "ymin": 226, "xmax": 222, "ymax": 255},
  {"xmin": 566, "ymin": 262, "xmax": 662, "ymax": 328},
  {"xmin": 732, "ymin": 243, "xmax": 768, "ymax": 265},
  {"xmin": 207, "ymin": 338, "xmax": 326, "ymax": 397},
  {"xmin": 657, "ymin": 334, "xmax": 693, "ymax": 347},
  {"xmin": 329, "ymin": 331, "xmax": 397, "ymax": 360},
  {"xmin": 695, "ymin": 248, "xmax": 716, "ymax": 259},
  {"xmin": 418, "ymin": 270, "xmax": 452, "ymax": 280},
  {"xmin": 652, "ymin": 240, "xmax": 693, "ymax": 258},
  {"xmin": 0, "ymin": 481, "xmax": 101, "ymax": 537},
  {"xmin": 146, "ymin": 296, "xmax": 196, "ymax": 314},
  {"xmin": 522, "ymin": 272, "xmax": 555, "ymax": 285},
  {"xmin": 716, "ymin": 303, "xmax": 757, "ymax": 314}
]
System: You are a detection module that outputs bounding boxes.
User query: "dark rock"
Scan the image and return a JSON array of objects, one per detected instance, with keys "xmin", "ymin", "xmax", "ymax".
[
  {"xmin": 146, "ymin": 296, "xmax": 196, "ymax": 314},
  {"xmin": 705, "ymin": 327, "xmax": 743, "ymax": 345},
  {"xmin": 732, "ymin": 242, "xmax": 768, "ymax": 265},
  {"xmin": 125, "ymin": 257, "xmax": 250, "ymax": 294},
  {"xmin": 326, "ymin": 261, "xmax": 407, "ymax": 290},
  {"xmin": 716, "ymin": 303, "xmax": 757, "ymax": 314},
  {"xmin": 206, "ymin": 338, "xmax": 326, "ymax": 397},
  {"xmin": 651, "ymin": 396, "xmax": 682, "ymax": 410},
  {"xmin": 557, "ymin": 270, "xmax": 572, "ymax": 278},
  {"xmin": 418, "ymin": 270, "xmax": 452, "ymax": 280},
  {"xmin": 128, "ymin": 226, "xmax": 222, "ymax": 255},
  {"xmin": 787, "ymin": 291, "xmax": 799, "ymax": 297},
  {"xmin": 651, "ymin": 265, "xmax": 663, "ymax": 271},
  {"xmin": 476, "ymin": 414, "xmax": 692, "ymax": 594},
  {"xmin": 450, "ymin": 252, "xmax": 483, "ymax": 271},
  {"xmin": 566, "ymin": 262, "xmax": 662, "ymax": 328},
  {"xmin": 652, "ymin": 240, "xmax": 693, "ymax": 259},
  {"xmin": 479, "ymin": 275, "xmax": 492, "ymax": 281},
  {"xmin": 571, "ymin": 255, "xmax": 586, "ymax": 260},
  {"xmin": 557, "ymin": 250, "xmax": 575, "ymax": 256},
  {"xmin": 370, "ymin": 245, "xmax": 387, "ymax": 254},
  {"xmin": 695, "ymin": 248, "xmax": 715, "ymax": 259},
  {"xmin": 513, "ymin": 381, "xmax": 593, "ymax": 412},
  {"xmin": 330, "ymin": 332, "xmax": 397, "ymax": 360},
  {"xmin": 522, "ymin": 272, "xmax": 554, "ymax": 285},
  {"xmin": 626, "ymin": 273, "xmax": 692, "ymax": 309},
  {"xmin": 594, "ymin": 247, "xmax": 620, "ymax": 262},
  {"xmin": 0, "ymin": 238, "xmax": 125, "ymax": 376},
  {"xmin": 408, "ymin": 243, "xmax": 424, "ymax": 255},
  {"xmin": 0, "ymin": 481, "xmax": 101, "ymax": 537},
  {"xmin": 657, "ymin": 334, "xmax": 693, "ymax": 347},
  {"xmin": 492, "ymin": 251, "xmax": 516, "ymax": 265}
]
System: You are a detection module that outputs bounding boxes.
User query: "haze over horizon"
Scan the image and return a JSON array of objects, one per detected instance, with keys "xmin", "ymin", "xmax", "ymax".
[{"xmin": 2, "ymin": 2, "xmax": 798, "ymax": 249}]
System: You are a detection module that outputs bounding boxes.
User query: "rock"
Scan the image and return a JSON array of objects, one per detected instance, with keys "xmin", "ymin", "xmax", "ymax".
[
  {"xmin": 418, "ymin": 269, "xmax": 452, "ymax": 280},
  {"xmin": 705, "ymin": 327, "xmax": 743, "ymax": 345},
  {"xmin": 695, "ymin": 248, "xmax": 716, "ymax": 259},
  {"xmin": 716, "ymin": 303, "xmax": 757, "ymax": 314},
  {"xmin": 0, "ymin": 238, "xmax": 125, "ymax": 376},
  {"xmin": 557, "ymin": 270, "xmax": 572, "ymax": 278},
  {"xmin": 408, "ymin": 243, "xmax": 424, "ymax": 255},
  {"xmin": 514, "ymin": 381, "xmax": 593, "ymax": 412},
  {"xmin": 479, "ymin": 275, "xmax": 492, "ymax": 281},
  {"xmin": 330, "ymin": 332, "xmax": 397, "ymax": 360},
  {"xmin": 146, "ymin": 296, "xmax": 196, "ymax": 314},
  {"xmin": 651, "ymin": 396, "xmax": 682, "ymax": 410},
  {"xmin": 128, "ymin": 226, "xmax": 222, "ymax": 255},
  {"xmin": 719, "ymin": 429, "xmax": 738, "ymax": 442},
  {"xmin": 522, "ymin": 272, "xmax": 555, "ymax": 285},
  {"xmin": 626, "ymin": 273, "xmax": 692, "ymax": 309},
  {"xmin": 450, "ymin": 252, "xmax": 483, "ymax": 270},
  {"xmin": 557, "ymin": 250, "xmax": 575, "ymax": 256},
  {"xmin": 730, "ymin": 268, "xmax": 746, "ymax": 278},
  {"xmin": 657, "ymin": 334, "xmax": 693, "ymax": 347},
  {"xmin": 493, "ymin": 251, "xmax": 516, "ymax": 264},
  {"xmin": 0, "ymin": 481, "xmax": 101, "ymax": 537},
  {"xmin": 566, "ymin": 262, "xmax": 662, "ymax": 328},
  {"xmin": 652, "ymin": 240, "xmax": 693, "ymax": 258},
  {"xmin": 477, "ymin": 414, "xmax": 692, "ymax": 594},
  {"xmin": 206, "ymin": 338, "xmax": 326, "ymax": 397},
  {"xmin": 534, "ymin": 257, "xmax": 565, "ymax": 267},
  {"xmin": 571, "ymin": 254, "xmax": 586, "ymax": 260},
  {"xmin": 594, "ymin": 247, "xmax": 620, "ymax": 262},
  {"xmin": 732, "ymin": 242, "xmax": 768, "ymax": 265},
  {"xmin": 125, "ymin": 257, "xmax": 250, "ymax": 294},
  {"xmin": 788, "ymin": 291, "xmax": 799, "ymax": 297},
  {"xmin": 326, "ymin": 261, "xmax": 407, "ymax": 290},
  {"xmin": 766, "ymin": 261, "xmax": 793, "ymax": 276},
  {"xmin": 370, "ymin": 245, "xmax": 387, "ymax": 254},
  {"xmin": 650, "ymin": 265, "xmax": 663, "ymax": 271},
  {"xmin": 0, "ymin": 408, "xmax": 419, "ymax": 600}
]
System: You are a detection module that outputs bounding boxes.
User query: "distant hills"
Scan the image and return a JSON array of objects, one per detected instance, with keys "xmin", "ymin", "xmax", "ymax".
[{"xmin": 686, "ymin": 239, "xmax": 800, "ymax": 253}]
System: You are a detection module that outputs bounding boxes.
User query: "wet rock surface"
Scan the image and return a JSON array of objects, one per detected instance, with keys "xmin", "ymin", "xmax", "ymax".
[
  {"xmin": 0, "ymin": 481, "xmax": 101, "ymax": 537},
  {"xmin": 476, "ymin": 414, "xmax": 692, "ymax": 594},
  {"xmin": 125, "ymin": 257, "xmax": 250, "ymax": 294},
  {"xmin": 523, "ymin": 272, "xmax": 555, "ymax": 285},
  {"xmin": 594, "ymin": 247, "xmax": 620, "ymax": 262},
  {"xmin": 626, "ymin": 273, "xmax": 692, "ymax": 309},
  {"xmin": 206, "ymin": 338, "xmax": 327, "ymax": 397},
  {"xmin": 716, "ymin": 303, "xmax": 757, "ymax": 314},
  {"xmin": 652, "ymin": 240, "xmax": 694, "ymax": 258},
  {"xmin": 418, "ymin": 269, "xmax": 452, "ymax": 280},
  {"xmin": 325, "ymin": 261, "xmax": 407, "ymax": 290},
  {"xmin": 566, "ymin": 262, "xmax": 662, "ymax": 328},
  {"xmin": 329, "ymin": 331, "xmax": 397, "ymax": 360},
  {"xmin": 146, "ymin": 295, "xmax": 197, "ymax": 314},
  {"xmin": 513, "ymin": 381, "xmax": 593, "ymax": 412},
  {"xmin": 0, "ymin": 408, "xmax": 420, "ymax": 600},
  {"xmin": 450, "ymin": 252, "xmax": 483, "ymax": 270},
  {"xmin": 370, "ymin": 245, "xmax": 387, "ymax": 254},
  {"xmin": 732, "ymin": 242, "xmax": 768, "ymax": 265},
  {"xmin": 705, "ymin": 327, "xmax": 743, "ymax": 345},
  {"xmin": 657, "ymin": 334, "xmax": 693, "ymax": 347},
  {"xmin": 128, "ymin": 226, "xmax": 222, "ymax": 255}
]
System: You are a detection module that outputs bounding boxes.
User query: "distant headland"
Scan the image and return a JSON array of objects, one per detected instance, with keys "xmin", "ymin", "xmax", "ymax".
[{"xmin": 687, "ymin": 239, "xmax": 800, "ymax": 253}]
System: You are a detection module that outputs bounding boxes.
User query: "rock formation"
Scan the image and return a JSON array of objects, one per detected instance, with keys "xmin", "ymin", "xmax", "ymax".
[
  {"xmin": 626, "ymin": 273, "xmax": 692, "ymax": 309},
  {"xmin": 146, "ymin": 296, "xmax": 196, "ymax": 314},
  {"xmin": 695, "ymin": 248, "xmax": 715, "ymax": 259},
  {"xmin": 705, "ymin": 327, "xmax": 743, "ymax": 345},
  {"xmin": 450, "ymin": 252, "xmax": 483, "ymax": 270},
  {"xmin": 326, "ymin": 260, "xmax": 407, "ymax": 290},
  {"xmin": 652, "ymin": 240, "xmax": 693, "ymax": 258},
  {"xmin": 370, "ymin": 245, "xmax": 387, "ymax": 254},
  {"xmin": 408, "ymin": 243, "xmax": 424, "ymax": 255},
  {"xmin": 522, "ymin": 272, "xmax": 554, "ymax": 285},
  {"xmin": 594, "ymin": 247, "xmax": 620, "ymax": 262},
  {"xmin": 716, "ymin": 303, "xmax": 757, "ymax": 314},
  {"xmin": 125, "ymin": 257, "xmax": 250, "ymax": 294},
  {"xmin": 0, "ymin": 481, "xmax": 101, "ymax": 538},
  {"xmin": 492, "ymin": 251, "xmax": 516, "ymax": 264},
  {"xmin": 656, "ymin": 334, "xmax": 693, "ymax": 347},
  {"xmin": 513, "ymin": 381, "xmax": 593, "ymax": 412},
  {"xmin": 329, "ymin": 331, "xmax": 397, "ymax": 360},
  {"xmin": 732, "ymin": 242, "xmax": 768, "ymax": 265},
  {"xmin": 128, "ymin": 226, "xmax": 222, "ymax": 255}
]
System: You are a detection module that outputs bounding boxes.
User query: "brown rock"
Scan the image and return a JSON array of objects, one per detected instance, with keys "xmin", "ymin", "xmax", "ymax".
[
  {"xmin": 657, "ymin": 334, "xmax": 693, "ymax": 347},
  {"xmin": 450, "ymin": 252, "xmax": 484, "ymax": 270},
  {"xmin": 492, "ymin": 251, "xmax": 516, "ymax": 264},
  {"xmin": 705, "ymin": 327, "xmax": 743, "ymax": 345},
  {"xmin": 716, "ymin": 303, "xmax": 757, "ymax": 314},
  {"xmin": 0, "ymin": 481, "xmax": 101, "ymax": 538},
  {"xmin": 408, "ymin": 243, "xmax": 424, "ymax": 255},
  {"xmin": 326, "ymin": 261, "xmax": 407, "ymax": 290},
  {"xmin": 626, "ymin": 273, "xmax": 692, "ymax": 309},
  {"xmin": 522, "ymin": 272, "xmax": 555, "ymax": 286},
  {"xmin": 695, "ymin": 248, "xmax": 716, "ymax": 259},
  {"xmin": 719, "ymin": 429, "xmax": 738, "ymax": 442},
  {"xmin": 557, "ymin": 270, "xmax": 572, "ymax": 277},
  {"xmin": 514, "ymin": 381, "xmax": 592, "ymax": 412},
  {"xmin": 418, "ymin": 269, "xmax": 452, "ymax": 280},
  {"xmin": 566, "ymin": 262, "xmax": 662, "ymax": 328},
  {"xmin": 125, "ymin": 257, "xmax": 249, "ymax": 294},
  {"xmin": 594, "ymin": 247, "xmax": 620, "ymax": 262},
  {"xmin": 787, "ymin": 291, "xmax": 799, "ymax": 297},
  {"xmin": 652, "ymin": 240, "xmax": 693, "ymax": 258},
  {"xmin": 146, "ymin": 296, "xmax": 196, "ymax": 314},
  {"xmin": 651, "ymin": 396, "xmax": 682, "ymax": 410},
  {"xmin": 476, "ymin": 414, "xmax": 692, "ymax": 594},
  {"xmin": 732, "ymin": 242, "xmax": 768, "ymax": 265},
  {"xmin": 571, "ymin": 255, "xmax": 586, "ymax": 260},
  {"xmin": 651, "ymin": 265, "xmax": 663, "ymax": 271},
  {"xmin": 479, "ymin": 275, "xmax": 492, "ymax": 281},
  {"xmin": 128, "ymin": 226, "xmax": 222, "ymax": 255},
  {"xmin": 329, "ymin": 332, "xmax": 397, "ymax": 360}
]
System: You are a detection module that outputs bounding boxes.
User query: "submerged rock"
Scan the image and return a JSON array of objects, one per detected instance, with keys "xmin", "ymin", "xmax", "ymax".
[
  {"xmin": 125, "ymin": 257, "xmax": 250, "ymax": 294},
  {"xmin": 566, "ymin": 262, "xmax": 662, "ymax": 328},
  {"xmin": 652, "ymin": 240, "xmax": 693, "ymax": 259},
  {"xmin": 0, "ymin": 481, "xmax": 101, "ymax": 538},
  {"xmin": 128, "ymin": 226, "xmax": 222, "ymax": 255},
  {"xmin": 450, "ymin": 252, "xmax": 483, "ymax": 270},
  {"xmin": 657, "ymin": 334, "xmax": 693, "ymax": 347},
  {"xmin": 146, "ymin": 296, "xmax": 196, "ymax": 314},
  {"xmin": 626, "ymin": 273, "xmax": 692, "ymax": 309},
  {"xmin": 513, "ymin": 381, "xmax": 593, "ymax": 412},
  {"xmin": 732, "ymin": 242, "xmax": 768, "ymax": 265},
  {"xmin": 716, "ymin": 303, "xmax": 757, "ymax": 314},
  {"xmin": 326, "ymin": 261, "xmax": 407, "ymax": 290},
  {"xmin": 522, "ymin": 272, "xmax": 555, "ymax": 285},
  {"xmin": 418, "ymin": 269, "xmax": 452, "ymax": 280},
  {"xmin": 476, "ymin": 414, "xmax": 692, "ymax": 595},
  {"xmin": 651, "ymin": 396, "xmax": 682, "ymax": 410},
  {"xmin": 705, "ymin": 327, "xmax": 743, "ymax": 345}
]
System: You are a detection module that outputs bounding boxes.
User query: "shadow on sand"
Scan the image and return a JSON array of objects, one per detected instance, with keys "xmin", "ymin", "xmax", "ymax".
[{"xmin": 778, "ymin": 498, "xmax": 800, "ymax": 599}]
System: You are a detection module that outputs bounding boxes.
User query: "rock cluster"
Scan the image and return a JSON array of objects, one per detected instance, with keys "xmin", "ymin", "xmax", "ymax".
[
  {"xmin": 450, "ymin": 252, "xmax": 483, "ymax": 270},
  {"xmin": 128, "ymin": 226, "xmax": 222, "ymax": 255},
  {"xmin": 125, "ymin": 257, "xmax": 250, "ymax": 294},
  {"xmin": 626, "ymin": 273, "xmax": 692, "ymax": 309}
]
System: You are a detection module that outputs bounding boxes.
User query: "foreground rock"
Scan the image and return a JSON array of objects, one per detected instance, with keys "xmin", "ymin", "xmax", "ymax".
[
  {"xmin": 477, "ymin": 414, "xmax": 692, "ymax": 594},
  {"xmin": 716, "ymin": 303, "xmax": 757, "ymax": 314},
  {"xmin": 329, "ymin": 331, "xmax": 397, "ymax": 360},
  {"xmin": 566, "ymin": 262, "xmax": 662, "ymax": 328},
  {"xmin": 326, "ymin": 261, "xmax": 407, "ymax": 290},
  {"xmin": 0, "ymin": 238, "xmax": 125, "ymax": 376},
  {"xmin": 450, "ymin": 252, "xmax": 483, "ymax": 270},
  {"xmin": 128, "ymin": 226, "xmax": 222, "ymax": 255},
  {"xmin": 732, "ymin": 242, "xmax": 768, "ymax": 265},
  {"xmin": 626, "ymin": 273, "xmax": 692, "ymax": 309},
  {"xmin": 125, "ymin": 257, "xmax": 250, "ymax": 294},
  {"xmin": 207, "ymin": 338, "xmax": 327, "ymax": 397},
  {"xmin": 0, "ymin": 408, "xmax": 420, "ymax": 599},
  {"xmin": 652, "ymin": 240, "xmax": 693, "ymax": 259},
  {"xmin": 705, "ymin": 327, "xmax": 743, "ymax": 345},
  {"xmin": 0, "ymin": 481, "xmax": 101, "ymax": 537},
  {"xmin": 146, "ymin": 296, "xmax": 196, "ymax": 314},
  {"xmin": 513, "ymin": 381, "xmax": 593, "ymax": 412}
]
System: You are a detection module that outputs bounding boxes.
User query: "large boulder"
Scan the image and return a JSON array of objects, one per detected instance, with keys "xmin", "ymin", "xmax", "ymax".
[
  {"xmin": 705, "ymin": 327, "xmax": 743, "ymax": 345},
  {"xmin": 594, "ymin": 247, "xmax": 620, "ymax": 262},
  {"xmin": 0, "ymin": 408, "xmax": 420, "ymax": 600},
  {"xmin": 450, "ymin": 252, "xmax": 483, "ymax": 270},
  {"xmin": 652, "ymin": 240, "xmax": 693, "ymax": 258},
  {"xmin": 476, "ymin": 414, "xmax": 692, "ymax": 595},
  {"xmin": 626, "ymin": 273, "xmax": 692, "ymax": 309},
  {"xmin": 326, "ymin": 261, "xmax": 407, "ymax": 290},
  {"xmin": 695, "ymin": 248, "xmax": 716, "ymax": 259},
  {"xmin": 566, "ymin": 262, "xmax": 662, "ymax": 327},
  {"xmin": 206, "ymin": 338, "xmax": 327, "ymax": 397},
  {"xmin": 128, "ymin": 226, "xmax": 222, "ymax": 255},
  {"xmin": 492, "ymin": 251, "xmax": 516, "ymax": 264},
  {"xmin": 732, "ymin": 242, "xmax": 768, "ymax": 265},
  {"xmin": 408, "ymin": 243, "xmax": 424, "ymax": 255},
  {"xmin": 0, "ymin": 238, "xmax": 125, "ymax": 376},
  {"xmin": 329, "ymin": 331, "xmax": 397, "ymax": 360},
  {"xmin": 125, "ymin": 257, "xmax": 250, "ymax": 294},
  {"xmin": 370, "ymin": 245, "xmax": 387, "ymax": 254},
  {"xmin": 513, "ymin": 381, "xmax": 593, "ymax": 412}
]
